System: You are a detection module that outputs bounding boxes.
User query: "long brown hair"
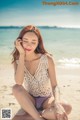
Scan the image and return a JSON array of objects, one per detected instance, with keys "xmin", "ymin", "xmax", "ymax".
[{"xmin": 11, "ymin": 25, "xmax": 48, "ymax": 63}]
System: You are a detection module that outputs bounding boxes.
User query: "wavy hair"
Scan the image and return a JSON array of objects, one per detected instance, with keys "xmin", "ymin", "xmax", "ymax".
[{"xmin": 11, "ymin": 25, "xmax": 48, "ymax": 63}]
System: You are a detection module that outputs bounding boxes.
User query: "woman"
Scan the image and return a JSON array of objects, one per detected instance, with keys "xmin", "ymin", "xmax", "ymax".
[{"xmin": 12, "ymin": 25, "xmax": 72, "ymax": 120}]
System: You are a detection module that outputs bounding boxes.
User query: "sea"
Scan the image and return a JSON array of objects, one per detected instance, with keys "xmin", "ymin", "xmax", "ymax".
[{"xmin": 0, "ymin": 26, "xmax": 80, "ymax": 68}]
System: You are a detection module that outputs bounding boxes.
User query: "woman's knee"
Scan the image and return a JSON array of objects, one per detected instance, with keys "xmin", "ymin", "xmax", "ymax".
[
  {"xmin": 41, "ymin": 107, "xmax": 56, "ymax": 120},
  {"xmin": 62, "ymin": 103, "xmax": 72, "ymax": 114},
  {"xmin": 12, "ymin": 84, "xmax": 23, "ymax": 95},
  {"xmin": 66, "ymin": 104, "xmax": 72, "ymax": 114}
]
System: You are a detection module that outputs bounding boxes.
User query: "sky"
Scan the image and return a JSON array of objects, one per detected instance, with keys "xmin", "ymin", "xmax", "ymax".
[{"xmin": 0, "ymin": 0, "xmax": 80, "ymax": 28}]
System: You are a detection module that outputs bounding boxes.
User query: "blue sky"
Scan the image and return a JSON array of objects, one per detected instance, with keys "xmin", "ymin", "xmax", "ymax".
[{"xmin": 0, "ymin": 0, "xmax": 80, "ymax": 27}]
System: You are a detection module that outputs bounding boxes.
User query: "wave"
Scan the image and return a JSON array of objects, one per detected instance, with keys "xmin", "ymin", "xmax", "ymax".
[{"xmin": 57, "ymin": 58, "xmax": 80, "ymax": 68}]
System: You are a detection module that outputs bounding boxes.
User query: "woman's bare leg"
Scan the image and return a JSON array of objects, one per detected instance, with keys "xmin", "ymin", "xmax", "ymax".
[
  {"xmin": 41, "ymin": 107, "xmax": 56, "ymax": 120},
  {"xmin": 41, "ymin": 97, "xmax": 56, "ymax": 120},
  {"xmin": 12, "ymin": 84, "xmax": 45, "ymax": 120},
  {"xmin": 41, "ymin": 97, "xmax": 72, "ymax": 120}
]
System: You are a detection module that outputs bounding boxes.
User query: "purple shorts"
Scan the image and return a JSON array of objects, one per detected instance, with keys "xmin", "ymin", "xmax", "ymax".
[{"xmin": 31, "ymin": 94, "xmax": 52, "ymax": 110}]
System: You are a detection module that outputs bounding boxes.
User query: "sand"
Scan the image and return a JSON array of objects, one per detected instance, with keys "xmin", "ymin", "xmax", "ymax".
[{"xmin": 0, "ymin": 63, "xmax": 80, "ymax": 120}]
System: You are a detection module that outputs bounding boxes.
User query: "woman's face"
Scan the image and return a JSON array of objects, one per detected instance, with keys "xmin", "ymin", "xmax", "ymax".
[{"xmin": 22, "ymin": 32, "xmax": 38, "ymax": 54}]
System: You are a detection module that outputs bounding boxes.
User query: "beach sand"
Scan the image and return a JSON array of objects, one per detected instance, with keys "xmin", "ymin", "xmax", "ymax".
[{"xmin": 0, "ymin": 63, "xmax": 80, "ymax": 120}]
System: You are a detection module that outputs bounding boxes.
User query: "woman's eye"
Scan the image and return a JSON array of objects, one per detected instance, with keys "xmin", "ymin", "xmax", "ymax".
[
  {"xmin": 23, "ymin": 41, "xmax": 28, "ymax": 43},
  {"xmin": 22, "ymin": 41, "xmax": 36, "ymax": 45}
]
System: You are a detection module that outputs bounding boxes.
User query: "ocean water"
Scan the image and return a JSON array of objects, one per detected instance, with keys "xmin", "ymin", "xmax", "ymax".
[{"xmin": 0, "ymin": 26, "xmax": 80, "ymax": 67}]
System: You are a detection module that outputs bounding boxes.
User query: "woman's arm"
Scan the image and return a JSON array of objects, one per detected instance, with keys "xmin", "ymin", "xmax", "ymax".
[
  {"xmin": 47, "ymin": 55, "xmax": 60, "ymax": 103},
  {"xmin": 13, "ymin": 54, "xmax": 25, "ymax": 85},
  {"xmin": 47, "ymin": 55, "xmax": 68, "ymax": 120}
]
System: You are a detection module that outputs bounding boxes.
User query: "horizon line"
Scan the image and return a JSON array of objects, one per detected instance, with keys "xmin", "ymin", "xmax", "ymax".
[{"xmin": 0, "ymin": 25, "xmax": 80, "ymax": 29}]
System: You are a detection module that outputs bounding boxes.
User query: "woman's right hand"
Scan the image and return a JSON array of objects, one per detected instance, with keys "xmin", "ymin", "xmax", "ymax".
[
  {"xmin": 54, "ymin": 103, "xmax": 68, "ymax": 120},
  {"xmin": 15, "ymin": 39, "xmax": 25, "ymax": 55}
]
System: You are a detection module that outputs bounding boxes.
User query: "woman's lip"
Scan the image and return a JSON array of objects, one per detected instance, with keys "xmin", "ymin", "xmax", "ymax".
[{"xmin": 24, "ymin": 48, "xmax": 32, "ymax": 51}]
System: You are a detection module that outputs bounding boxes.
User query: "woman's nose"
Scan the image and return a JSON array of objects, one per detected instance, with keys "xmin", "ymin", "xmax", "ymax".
[{"xmin": 27, "ymin": 42, "xmax": 32, "ymax": 47}]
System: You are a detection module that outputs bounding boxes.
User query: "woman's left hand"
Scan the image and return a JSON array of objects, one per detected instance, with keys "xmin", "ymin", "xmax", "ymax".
[{"xmin": 54, "ymin": 103, "xmax": 68, "ymax": 120}]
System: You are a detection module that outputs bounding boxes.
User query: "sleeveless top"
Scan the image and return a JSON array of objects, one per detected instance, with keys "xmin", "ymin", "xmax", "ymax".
[{"xmin": 16, "ymin": 54, "xmax": 53, "ymax": 97}]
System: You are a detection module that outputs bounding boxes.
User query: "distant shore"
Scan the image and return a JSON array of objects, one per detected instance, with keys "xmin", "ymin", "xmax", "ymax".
[{"xmin": 0, "ymin": 25, "xmax": 80, "ymax": 29}]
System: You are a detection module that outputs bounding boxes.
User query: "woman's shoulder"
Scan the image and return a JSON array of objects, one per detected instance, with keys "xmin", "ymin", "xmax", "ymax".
[{"xmin": 45, "ymin": 53, "xmax": 55, "ymax": 65}]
